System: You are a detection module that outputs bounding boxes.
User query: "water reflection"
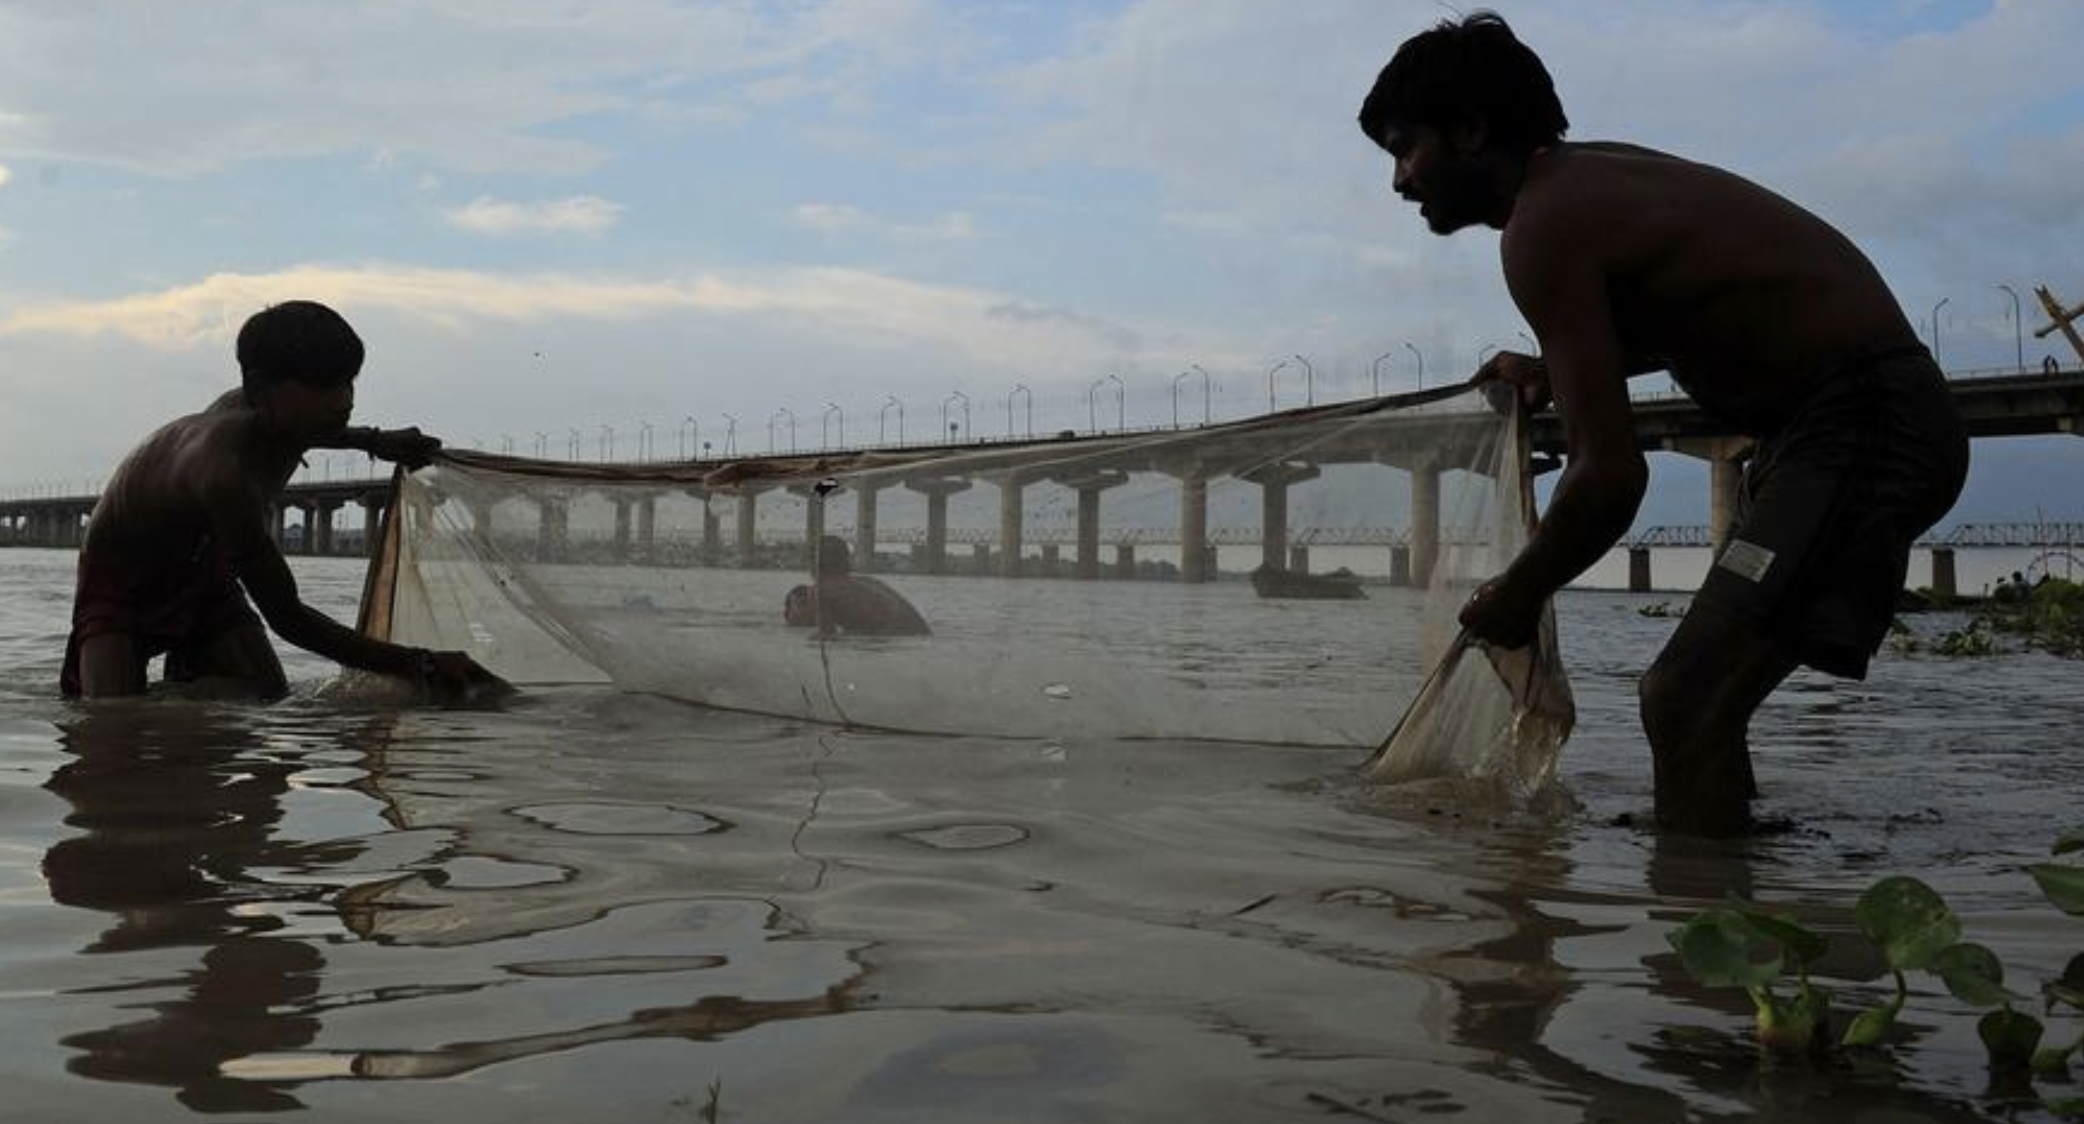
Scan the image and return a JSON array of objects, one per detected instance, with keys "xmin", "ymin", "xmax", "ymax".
[
  {"xmin": 1425, "ymin": 817, "xmax": 2008, "ymax": 1122},
  {"xmin": 39, "ymin": 700, "xmax": 865, "ymax": 1112},
  {"xmin": 43, "ymin": 705, "xmax": 381, "ymax": 1112}
]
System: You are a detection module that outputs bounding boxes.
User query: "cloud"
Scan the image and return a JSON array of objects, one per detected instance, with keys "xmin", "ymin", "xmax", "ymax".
[
  {"xmin": 0, "ymin": 0, "xmax": 981, "ymax": 177},
  {"xmin": 0, "ymin": 262, "xmax": 1152, "ymax": 370},
  {"xmin": 791, "ymin": 201, "xmax": 977, "ymax": 241},
  {"xmin": 792, "ymin": 202, "xmax": 867, "ymax": 232},
  {"xmin": 445, "ymin": 195, "xmax": 625, "ymax": 236}
]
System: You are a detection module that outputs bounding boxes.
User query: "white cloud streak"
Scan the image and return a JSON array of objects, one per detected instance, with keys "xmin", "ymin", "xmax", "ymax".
[{"xmin": 446, "ymin": 195, "xmax": 625, "ymax": 235}]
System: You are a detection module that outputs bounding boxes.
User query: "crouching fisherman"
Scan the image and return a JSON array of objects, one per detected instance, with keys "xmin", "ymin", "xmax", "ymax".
[{"xmin": 61, "ymin": 300, "xmax": 505, "ymax": 703}]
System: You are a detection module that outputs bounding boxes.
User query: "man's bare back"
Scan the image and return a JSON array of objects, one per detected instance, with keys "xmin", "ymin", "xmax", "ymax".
[{"xmin": 1507, "ymin": 142, "xmax": 1919, "ymax": 427}]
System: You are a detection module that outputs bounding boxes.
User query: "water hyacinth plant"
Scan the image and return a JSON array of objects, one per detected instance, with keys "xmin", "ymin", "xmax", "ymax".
[{"xmin": 1667, "ymin": 829, "xmax": 2084, "ymax": 1103}]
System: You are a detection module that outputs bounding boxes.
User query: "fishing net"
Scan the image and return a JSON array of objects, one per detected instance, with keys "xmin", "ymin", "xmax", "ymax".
[{"xmin": 359, "ymin": 385, "xmax": 1572, "ymax": 784}]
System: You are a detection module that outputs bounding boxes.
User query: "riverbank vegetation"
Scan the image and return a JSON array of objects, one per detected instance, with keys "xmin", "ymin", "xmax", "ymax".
[{"xmin": 1897, "ymin": 577, "xmax": 2083, "ymax": 659}]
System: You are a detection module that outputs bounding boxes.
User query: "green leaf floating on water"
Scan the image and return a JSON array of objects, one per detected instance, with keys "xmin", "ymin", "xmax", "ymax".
[
  {"xmin": 1729, "ymin": 902, "xmax": 1828, "ymax": 968},
  {"xmin": 1932, "ymin": 942, "xmax": 2013, "ymax": 1007},
  {"xmin": 1669, "ymin": 909, "xmax": 1784, "ymax": 989},
  {"xmin": 2029, "ymin": 863, "xmax": 2084, "ymax": 916},
  {"xmin": 2053, "ymin": 826, "xmax": 2084, "ymax": 857},
  {"xmin": 2048, "ymin": 952, "xmax": 2084, "ymax": 1012},
  {"xmin": 1855, "ymin": 876, "xmax": 1961, "ymax": 971},
  {"xmin": 1978, "ymin": 1008, "xmax": 2045, "ymax": 1072}
]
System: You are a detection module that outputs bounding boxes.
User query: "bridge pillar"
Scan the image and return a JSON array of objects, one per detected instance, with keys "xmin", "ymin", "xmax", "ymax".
[
  {"xmin": 1178, "ymin": 471, "xmax": 1210, "ymax": 584},
  {"xmin": 535, "ymin": 496, "xmax": 569, "ymax": 562},
  {"xmin": 314, "ymin": 500, "xmax": 343, "ymax": 556},
  {"xmin": 735, "ymin": 490, "xmax": 760, "ymax": 567},
  {"xmin": 972, "ymin": 542, "xmax": 991, "ymax": 574},
  {"xmin": 905, "ymin": 476, "xmax": 972, "ymax": 576},
  {"xmin": 1930, "ymin": 547, "xmax": 1958, "ymax": 601},
  {"xmin": 1289, "ymin": 545, "xmax": 1311, "ymax": 574},
  {"xmin": 1410, "ymin": 462, "xmax": 1441, "ymax": 588},
  {"xmin": 1628, "ymin": 547, "xmax": 1653, "ymax": 593},
  {"xmin": 786, "ymin": 483, "xmax": 827, "ymax": 571},
  {"xmin": 268, "ymin": 503, "xmax": 287, "ymax": 548},
  {"xmin": 1115, "ymin": 544, "xmax": 1137, "ymax": 580},
  {"xmin": 636, "ymin": 495, "xmax": 657, "ymax": 560},
  {"xmin": 1040, "ymin": 543, "xmax": 1061, "ymax": 578},
  {"xmin": 1389, "ymin": 543, "xmax": 1411, "ymax": 587},
  {"xmin": 1058, "ymin": 470, "xmax": 1129, "ymax": 581},
  {"xmin": 1665, "ymin": 436, "xmax": 1755, "ymax": 555},
  {"xmin": 1241, "ymin": 462, "xmax": 1321, "ymax": 573},
  {"xmin": 701, "ymin": 496, "xmax": 722, "ymax": 564},
  {"xmin": 611, "ymin": 497, "xmax": 634, "ymax": 563},
  {"xmin": 854, "ymin": 483, "xmax": 881, "ymax": 574},
  {"xmin": 995, "ymin": 472, "xmax": 1033, "ymax": 579},
  {"xmin": 360, "ymin": 495, "xmax": 388, "ymax": 558}
]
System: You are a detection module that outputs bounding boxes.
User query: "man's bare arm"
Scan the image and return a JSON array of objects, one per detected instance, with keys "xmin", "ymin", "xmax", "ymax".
[
  {"xmin": 203, "ymin": 474, "xmax": 426, "ymax": 677},
  {"xmin": 1495, "ymin": 208, "xmax": 1649, "ymax": 599},
  {"xmin": 314, "ymin": 426, "xmax": 442, "ymax": 469}
]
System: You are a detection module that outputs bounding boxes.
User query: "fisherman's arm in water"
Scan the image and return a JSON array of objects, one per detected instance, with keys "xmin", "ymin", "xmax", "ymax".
[{"xmin": 205, "ymin": 473, "xmax": 501, "ymax": 698}]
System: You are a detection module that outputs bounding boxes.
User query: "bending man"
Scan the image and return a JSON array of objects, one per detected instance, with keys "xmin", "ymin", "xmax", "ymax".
[
  {"xmin": 1358, "ymin": 13, "xmax": 1967, "ymax": 834},
  {"xmin": 64, "ymin": 300, "xmax": 505, "ymax": 702}
]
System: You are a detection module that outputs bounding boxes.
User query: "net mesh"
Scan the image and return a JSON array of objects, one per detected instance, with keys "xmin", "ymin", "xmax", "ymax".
[{"xmin": 363, "ymin": 386, "xmax": 1572, "ymax": 783}]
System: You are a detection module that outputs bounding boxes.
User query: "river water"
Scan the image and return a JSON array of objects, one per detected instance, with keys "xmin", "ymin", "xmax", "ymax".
[{"xmin": 0, "ymin": 546, "xmax": 2078, "ymax": 1123}]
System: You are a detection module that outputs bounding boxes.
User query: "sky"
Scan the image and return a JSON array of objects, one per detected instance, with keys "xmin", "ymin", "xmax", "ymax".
[{"xmin": 1, "ymin": 0, "xmax": 2081, "ymax": 529}]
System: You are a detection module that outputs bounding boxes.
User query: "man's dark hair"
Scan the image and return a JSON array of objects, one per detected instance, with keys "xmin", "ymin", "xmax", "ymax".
[
  {"xmin": 237, "ymin": 300, "xmax": 364, "ymax": 397},
  {"xmin": 1358, "ymin": 11, "xmax": 1567, "ymax": 157}
]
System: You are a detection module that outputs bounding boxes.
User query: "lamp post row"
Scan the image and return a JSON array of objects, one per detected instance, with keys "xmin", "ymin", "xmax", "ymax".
[{"xmin": 418, "ymin": 346, "xmax": 1497, "ymax": 467}]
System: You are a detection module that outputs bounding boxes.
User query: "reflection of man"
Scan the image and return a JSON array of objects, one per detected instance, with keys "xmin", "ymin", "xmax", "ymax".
[
  {"xmin": 784, "ymin": 536, "xmax": 931, "ymax": 636},
  {"xmin": 42, "ymin": 708, "xmax": 362, "ymax": 1113},
  {"xmin": 1359, "ymin": 14, "xmax": 1967, "ymax": 835}
]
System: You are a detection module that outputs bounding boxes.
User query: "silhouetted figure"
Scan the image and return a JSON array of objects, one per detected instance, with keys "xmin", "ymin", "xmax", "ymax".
[
  {"xmin": 784, "ymin": 536, "xmax": 931, "ymax": 636},
  {"xmin": 62, "ymin": 300, "xmax": 504, "ymax": 702},
  {"xmin": 1359, "ymin": 14, "xmax": 1967, "ymax": 835}
]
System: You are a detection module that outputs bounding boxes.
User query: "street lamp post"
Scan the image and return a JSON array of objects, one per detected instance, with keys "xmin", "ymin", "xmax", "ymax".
[
  {"xmin": 1266, "ymin": 358, "xmax": 1294, "ymax": 412},
  {"xmin": 638, "ymin": 421, "xmax": 653, "ymax": 461},
  {"xmin": 1403, "ymin": 342, "xmax": 1425, "ymax": 389},
  {"xmin": 681, "ymin": 416, "xmax": 698, "ymax": 460},
  {"xmin": 599, "ymin": 424, "xmax": 615, "ymax": 463},
  {"xmin": 567, "ymin": 427, "xmax": 582, "ymax": 460},
  {"xmin": 1104, "ymin": 374, "xmax": 1125, "ymax": 431},
  {"xmin": 942, "ymin": 391, "xmax": 970, "ymax": 443},
  {"xmin": 1087, "ymin": 378, "xmax": 1104, "ymax": 433},
  {"xmin": 1998, "ymin": 284, "xmax": 2025, "ymax": 374},
  {"xmin": 1371, "ymin": 350, "xmax": 1394, "ymax": 397},
  {"xmin": 1171, "ymin": 368, "xmax": 1209, "ymax": 428},
  {"xmin": 1931, "ymin": 297, "xmax": 1950, "ymax": 369},
  {"xmin": 880, "ymin": 397, "xmax": 904, "ymax": 445},
  {"xmin": 822, "ymin": 402, "xmax": 844, "ymax": 449},
  {"xmin": 535, "ymin": 432, "xmax": 549, "ymax": 458},
  {"xmin": 721, "ymin": 413, "xmax": 738, "ymax": 455},
  {"xmin": 770, "ymin": 408, "xmax": 796, "ymax": 454},
  {"xmin": 1008, "ymin": 383, "xmax": 1032, "ymax": 439},
  {"xmin": 1293, "ymin": 354, "xmax": 1314, "ymax": 405}
]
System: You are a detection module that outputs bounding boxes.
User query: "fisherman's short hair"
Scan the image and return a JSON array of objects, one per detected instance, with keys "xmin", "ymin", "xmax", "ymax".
[
  {"xmin": 237, "ymin": 300, "xmax": 364, "ymax": 398},
  {"xmin": 1358, "ymin": 11, "xmax": 1567, "ymax": 158}
]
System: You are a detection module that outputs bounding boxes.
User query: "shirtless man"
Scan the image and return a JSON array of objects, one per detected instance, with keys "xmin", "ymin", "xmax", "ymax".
[
  {"xmin": 1359, "ymin": 13, "xmax": 1968, "ymax": 834},
  {"xmin": 783, "ymin": 536, "xmax": 931, "ymax": 637},
  {"xmin": 63, "ymin": 300, "xmax": 505, "ymax": 702}
]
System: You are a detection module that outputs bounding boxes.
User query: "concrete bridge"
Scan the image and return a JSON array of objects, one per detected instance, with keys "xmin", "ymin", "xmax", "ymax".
[{"xmin": 4, "ymin": 368, "xmax": 2079, "ymax": 593}]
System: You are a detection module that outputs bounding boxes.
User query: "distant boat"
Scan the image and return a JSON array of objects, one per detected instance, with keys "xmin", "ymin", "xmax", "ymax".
[{"xmin": 1250, "ymin": 565, "xmax": 1367, "ymax": 600}]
